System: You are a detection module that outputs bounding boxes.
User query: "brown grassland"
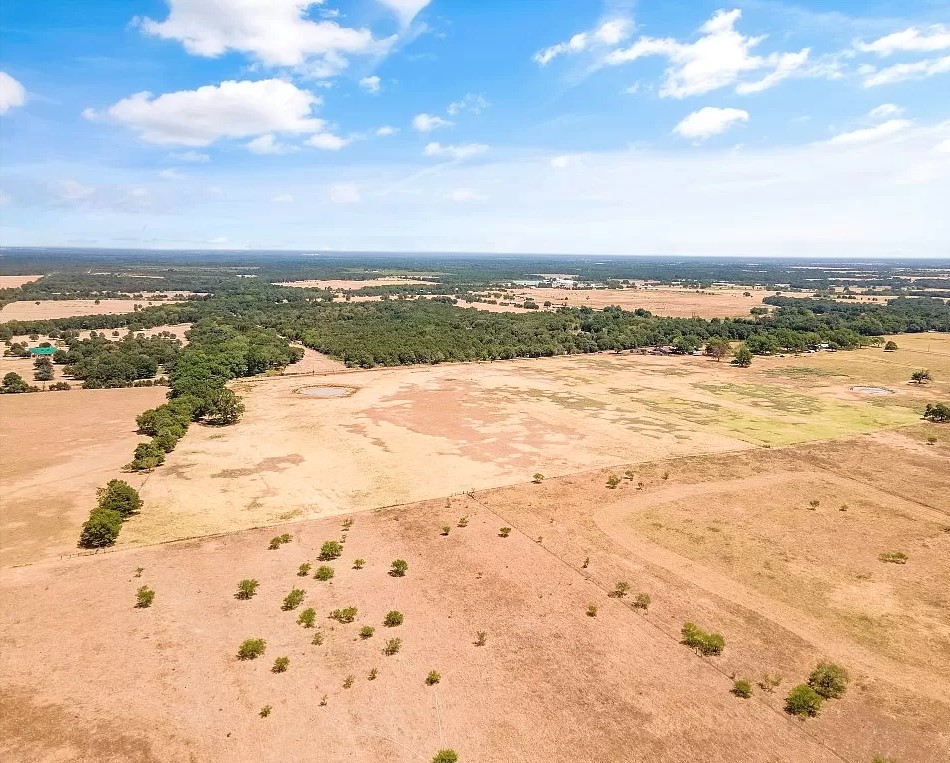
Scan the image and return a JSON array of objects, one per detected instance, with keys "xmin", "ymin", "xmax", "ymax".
[
  {"xmin": 1, "ymin": 329, "xmax": 948, "ymax": 762},
  {"xmin": 0, "ymin": 298, "xmax": 185, "ymax": 321}
]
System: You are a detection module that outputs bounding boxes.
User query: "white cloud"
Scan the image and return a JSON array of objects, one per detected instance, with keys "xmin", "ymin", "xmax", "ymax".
[
  {"xmin": 272, "ymin": 193, "xmax": 295, "ymax": 203},
  {"xmin": 305, "ymin": 132, "xmax": 350, "ymax": 150},
  {"xmin": 376, "ymin": 0, "xmax": 431, "ymax": 26},
  {"xmin": 159, "ymin": 168, "xmax": 186, "ymax": 180},
  {"xmin": 623, "ymin": 82, "xmax": 640, "ymax": 95},
  {"xmin": 98, "ymin": 79, "xmax": 325, "ymax": 146},
  {"xmin": 861, "ymin": 55, "xmax": 950, "ymax": 87},
  {"xmin": 413, "ymin": 113, "xmax": 453, "ymax": 132},
  {"xmin": 855, "ymin": 25, "xmax": 950, "ymax": 56},
  {"xmin": 605, "ymin": 9, "xmax": 811, "ymax": 98},
  {"xmin": 936, "ymin": 137, "xmax": 950, "ymax": 154},
  {"xmin": 328, "ymin": 183, "xmax": 360, "ymax": 203},
  {"xmin": 445, "ymin": 188, "xmax": 487, "ymax": 202},
  {"xmin": 246, "ymin": 134, "xmax": 294, "ymax": 154},
  {"xmin": 550, "ymin": 154, "xmax": 583, "ymax": 168},
  {"xmin": 136, "ymin": 0, "xmax": 388, "ymax": 76},
  {"xmin": 51, "ymin": 180, "xmax": 95, "ymax": 203},
  {"xmin": 827, "ymin": 119, "xmax": 912, "ymax": 145},
  {"xmin": 129, "ymin": 187, "xmax": 150, "ymax": 198},
  {"xmin": 376, "ymin": 125, "xmax": 399, "ymax": 136},
  {"xmin": 535, "ymin": 18, "xmax": 632, "ymax": 66},
  {"xmin": 673, "ymin": 107, "xmax": 749, "ymax": 141},
  {"xmin": 359, "ymin": 75, "xmax": 381, "ymax": 94},
  {"xmin": 868, "ymin": 103, "xmax": 903, "ymax": 120},
  {"xmin": 172, "ymin": 150, "xmax": 211, "ymax": 163},
  {"xmin": 447, "ymin": 93, "xmax": 489, "ymax": 116},
  {"xmin": 423, "ymin": 142, "xmax": 489, "ymax": 160},
  {"xmin": 0, "ymin": 71, "xmax": 26, "ymax": 114},
  {"xmin": 0, "ymin": 191, "xmax": 11, "ymax": 207}
]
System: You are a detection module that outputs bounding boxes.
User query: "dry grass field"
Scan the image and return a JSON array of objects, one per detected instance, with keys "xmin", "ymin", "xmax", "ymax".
[
  {"xmin": 1, "ymin": 333, "xmax": 948, "ymax": 762},
  {"xmin": 0, "ymin": 274, "xmax": 44, "ymax": 288},
  {"xmin": 0, "ymin": 298, "xmax": 183, "ymax": 321}
]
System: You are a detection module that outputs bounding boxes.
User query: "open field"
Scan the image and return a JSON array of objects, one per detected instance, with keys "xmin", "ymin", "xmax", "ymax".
[
  {"xmin": 0, "ymin": 387, "xmax": 166, "ymax": 567},
  {"xmin": 504, "ymin": 286, "xmax": 772, "ymax": 317},
  {"xmin": 0, "ymin": 274, "xmax": 44, "ymax": 288},
  {"xmin": 278, "ymin": 278, "xmax": 437, "ymax": 290},
  {"xmin": 0, "ymin": 298, "xmax": 184, "ymax": 321}
]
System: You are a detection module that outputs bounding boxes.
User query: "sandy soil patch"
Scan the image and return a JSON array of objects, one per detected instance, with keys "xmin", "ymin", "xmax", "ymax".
[
  {"xmin": 0, "ymin": 275, "xmax": 44, "ymax": 288},
  {"xmin": 278, "ymin": 278, "xmax": 437, "ymax": 290},
  {"xmin": 0, "ymin": 387, "xmax": 167, "ymax": 567},
  {"xmin": 0, "ymin": 299, "xmax": 183, "ymax": 321}
]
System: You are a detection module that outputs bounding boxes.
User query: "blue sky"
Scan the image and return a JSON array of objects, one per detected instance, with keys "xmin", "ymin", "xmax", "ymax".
[{"xmin": 1, "ymin": 0, "xmax": 949, "ymax": 256}]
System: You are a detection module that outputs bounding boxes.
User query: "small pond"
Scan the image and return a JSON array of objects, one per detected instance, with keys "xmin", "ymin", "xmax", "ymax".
[
  {"xmin": 850, "ymin": 386, "xmax": 894, "ymax": 396},
  {"xmin": 297, "ymin": 386, "xmax": 353, "ymax": 398}
]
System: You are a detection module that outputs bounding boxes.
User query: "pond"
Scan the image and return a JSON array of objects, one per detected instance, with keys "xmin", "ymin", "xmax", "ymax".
[
  {"xmin": 850, "ymin": 386, "xmax": 894, "ymax": 395},
  {"xmin": 296, "ymin": 386, "xmax": 353, "ymax": 398}
]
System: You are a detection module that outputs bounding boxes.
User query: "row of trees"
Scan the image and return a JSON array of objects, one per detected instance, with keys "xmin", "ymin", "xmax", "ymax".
[{"xmin": 78, "ymin": 480, "xmax": 143, "ymax": 548}]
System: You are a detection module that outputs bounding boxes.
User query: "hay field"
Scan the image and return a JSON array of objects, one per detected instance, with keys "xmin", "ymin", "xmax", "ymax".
[
  {"xmin": 0, "ymin": 298, "xmax": 183, "ymax": 321},
  {"xmin": 0, "ymin": 275, "xmax": 44, "ymax": 288}
]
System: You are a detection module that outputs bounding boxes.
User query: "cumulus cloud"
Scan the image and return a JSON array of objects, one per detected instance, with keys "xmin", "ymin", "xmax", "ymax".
[
  {"xmin": 861, "ymin": 55, "xmax": 950, "ymax": 87},
  {"xmin": 673, "ymin": 107, "xmax": 749, "ymax": 141},
  {"xmin": 423, "ymin": 142, "xmax": 489, "ymax": 160},
  {"xmin": 447, "ymin": 93, "xmax": 489, "ymax": 116},
  {"xmin": 0, "ymin": 71, "xmax": 26, "ymax": 114},
  {"xmin": 328, "ymin": 183, "xmax": 360, "ymax": 203},
  {"xmin": 535, "ymin": 18, "xmax": 632, "ymax": 65},
  {"xmin": 246, "ymin": 134, "xmax": 294, "ymax": 154},
  {"xmin": 359, "ymin": 75, "xmax": 381, "ymax": 93},
  {"xmin": 604, "ymin": 9, "xmax": 811, "ymax": 98},
  {"xmin": 136, "ymin": 0, "xmax": 388, "ymax": 76},
  {"xmin": 550, "ymin": 154, "xmax": 583, "ymax": 168},
  {"xmin": 413, "ymin": 113, "xmax": 453, "ymax": 132},
  {"xmin": 868, "ymin": 104, "xmax": 903, "ymax": 120},
  {"xmin": 93, "ymin": 79, "xmax": 325, "ymax": 146},
  {"xmin": 855, "ymin": 25, "xmax": 950, "ymax": 56},
  {"xmin": 935, "ymin": 137, "xmax": 950, "ymax": 154},
  {"xmin": 827, "ymin": 119, "xmax": 912, "ymax": 145},
  {"xmin": 376, "ymin": 125, "xmax": 399, "ymax": 136},
  {"xmin": 305, "ymin": 132, "xmax": 349, "ymax": 150},
  {"xmin": 376, "ymin": 0, "xmax": 431, "ymax": 26}
]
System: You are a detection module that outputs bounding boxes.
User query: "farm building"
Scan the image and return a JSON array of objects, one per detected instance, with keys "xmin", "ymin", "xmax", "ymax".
[{"xmin": 27, "ymin": 346, "xmax": 57, "ymax": 357}]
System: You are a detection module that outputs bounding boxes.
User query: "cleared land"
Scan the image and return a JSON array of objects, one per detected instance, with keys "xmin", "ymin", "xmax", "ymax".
[
  {"xmin": 0, "ymin": 299, "xmax": 183, "ymax": 321},
  {"xmin": 277, "ymin": 278, "xmax": 437, "ymax": 290},
  {"xmin": 0, "ymin": 275, "xmax": 44, "ymax": 288}
]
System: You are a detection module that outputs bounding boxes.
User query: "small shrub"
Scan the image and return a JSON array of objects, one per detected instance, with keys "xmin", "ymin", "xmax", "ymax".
[
  {"xmin": 259, "ymin": 705, "xmax": 272, "ymax": 718},
  {"xmin": 368, "ymin": 667, "xmax": 378, "ymax": 680},
  {"xmin": 353, "ymin": 558, "xmax": 366, "ymax": 569},
  {"xmin": 879, "ymin": 551, "xmax": 908, "ymax": 564},
  {"xmin": 457, "ymin": 516, "xmax": 469, "ymax": 528},
  {"xmin": 426, "ymin": 670, "xmax": 441, "ymax": 685},
  {"xmin": 384, "ymin": 610, "xmax": 404, "ymax": 627},
  {"xmin": 759, "ymin": 673, "xmax": 783, "ymax": 693},
  {"xmin": 474, "ymin": 631, "xmax": 487, "ymax": 646},
  {"xmin": 432, "ymin": 751, "xmax": 458, "ymax": 763},
  {"xmin": 872, "ymin": 757, "xmax": 897, "ymax": 763},
  {"xmin": 319, "ymin": 694, "xmax": 328, "ymax": 706},
  {"xmin": 311, "ymin": 631, "xmax": 325, "ymax": 646},
  {"xmin": 297, "ymin": 608, "xmax": 317, "ymax": 628},
  {"xmin": 297, "ymin": 562, "xmax": 312, "ymax": 577},
  {"xmin": 383, "ymin": 637, "xmax": 402, "ymax": 655},
  {"xmin": 927, "ymin": 435, "xmax": 938, "ymax": 445},
  {"xmin": 360, "ymin": 625, "xmax": 375, "ymax": 639},
  {"xmin": 582, "ymin": 556, "xmax": 589, "ymax": 569},
  {"xmin": 390, "ymin": 559, "xmax": 408, "ymax": 577},
  {"xmin": 732, "ymin": 679, "xmax": 753, "ymax": 698},
  {"xmin": 314, "ymin": 565, "xmax": 335, "ymax": 581},
  {"xmin": 330, "ymin": 606, "xmax": 358, "ymax": 624},
  {"xmin": 808, "ymin": 499, "xmax": 820, "ymax": 510},
  {"xmin": 343, "ymin": 675, "xmax": 354, "ymax": 689},
  {"xmin": 633, "ymin": 592, "xmax": 651, "ymax": 610},
  {"xmin": 282, "ymin": 588, "xmax": 306, "ymax": 610},
  {"xmin": 498, "ymin": 527, "xmax": 511, "ymax": 538},
  {"xmin": 319, "ymin": 540, "xmax": 343, "ymax": 560},
  {"xmin": 606, "ymin": 474, "xmax": 621, "ymax": 489},
  {"xmin": 236, "ymin": 578, "xmax": 259, "ymax": 599},
  {"xmin": 135, "ymin": 585, "xmax": 155, "ymax": 608},
  {"xmin": 785, "ymin": 684, "xmax": 823, "ymax": 717},
  {"xmin": 586, "ymin": 603, "xmax": 598, "ymax": 617},
  {"xmin": 624, "ymin": 469, "xmax": 635, "ymax": 480},
  {"xmin": 272, "ymin": 656, "xmax": 289, "ymax": 673},
  {"xmin": 342, "ymin": 518, "xmax": 354, "ymax": 530},
  {"xmin": 441, "ymin": 525, "xmax": 451, "ymax": 536},
  {"xmin": 681, "ymin": 622, "xmax": 725, "ymax": 656},
  {"xmin": 612, "ymin": 581, "xmax": 630, "ymax": 598},
  {"xmin": 278, "ymin": 533, "xmax": 292, "ymax": 543},
  {"xmin": 532, "ymin": 473, "xmax": 544, "ymax": 484},
  {"xmin": 134, "ymin": 567, "xmax": 144, "ymax": 578},
  {"xmin": 268, "ymin": 535, "xmax": 291, "ymax": 550},
  {"xmin": 808, "ymin": 661, "xmax": 849, "ymax": 699},
  {"xmin": 237, "ymin": 638, "xmax": 266, "ymax": 660}
]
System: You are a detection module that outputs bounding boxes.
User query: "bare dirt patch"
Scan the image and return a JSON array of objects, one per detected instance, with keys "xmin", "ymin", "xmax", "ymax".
[
  {"xmin": 0, "ymin": 299, "xmax": 183, "ymax": 321},
  {"xmin": 277, "ymin": 277, "xmax": 437, "ymax": 290},
  {"xmin": 0, "ymin": 275, "xmax": 44, "ymax": 288}
]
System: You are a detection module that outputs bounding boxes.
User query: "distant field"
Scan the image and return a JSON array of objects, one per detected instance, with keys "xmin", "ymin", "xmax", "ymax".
[
  {"xmin": 0, "ymin": 275, "xmax": 44, "ymax": 288},
  {"xmin": 0, "ymin": 298, "xmax": 183, "ymax": 321},
  {"xmin": 277, "ymin": 277, "xmax": 437, "ymax": 290}
]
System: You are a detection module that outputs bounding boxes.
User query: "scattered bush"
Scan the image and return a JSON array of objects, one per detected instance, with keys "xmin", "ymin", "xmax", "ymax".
[
  {"xmin": 297, "ymin": 608, "xmax": 317, "ymax": 628},
  {"xmin": 319, "ymin": 540, "xmax": 343, "ymax": 560},
  {"xmin": 911, "ymin": 369, "xmax": 933, "ymax": 385},
  {"xmin": 281, "ymin": 588, "xmax": 306, "ymax": 611},
  {"xmin": 759, "ymin": 673, "xmax": 783, "ymax": 693},
  {"xmin": 432, "ymin": 750, "xmax": 458, "ymax": 763},
  {"xmin": 785, "ymin": 684, "xmax": 823, "ymax": 717},
  {"xmin": 611, "ymin": 581, "xmax": 630, "ymax": 598},
  {"xmin": 383, "ymin": 638, "xmax": 402, "ymax": 655},
  {"xmin": 342, "ymin": 518, "xmax": 354, "ymax": 531},
  {"xmin": 368, "ymin": 667, "xmax": 378, "ymax": 680},
  {"xmin": 278, "ymin": 533, "xmax": 292, "ymax": 543},
  {"xmin": 681, "ymin": 622, "xmax": 725, "ymax": 656},
  {"xmin": 330, "ymin": 606, "xmax": 358, "ymax": 623},
  {"xmin": 808, "ymin": 661, "xmax": 849, "ymax": 699},
  {"xmin": 879, "ymin": 551, "xmax": 908, "ymax": 564},
  {"xmin": 883, "ymin": 340, "xmax": 898, "ymax": 351},
  {"xmin": 474, "ymin": 631, "xmax": 487, "ymax": 646},
  {"xmin": 343, "ymin": 674, "xmax": 354, "ymax": 688},
  {"xmin": 532, "ymin": 473, "xmax": 544, "ymax": 483},
  {"xmin": 732, "ymin": 679, "xmax": 753, "ymax": 698},
  {"xmin": 633, "ymin": 593, "xmax": 651, "ymax": 610},
  {"xmin": 384, "ymin": 611, "xmax": 404, "ymax": 627},
  {"xmin": 353, "ymin": 558, "xmax": 366, "ymax": 569},
  {"xmin": 923, "ymin": 402, "xmax": 950, "ymax": 422},
  {"xmin": 237, "ymin": 638, "xmax": 266, "ymax": 660},
  {"xmin": 236, "ymin": 579, "xmax": 259, "ymax": 600},
  {"xmin": 135, "ymin": 585, "xmax": 155, "ymax": 608},
  {"xmin": 311, "ymin": 631, "xmax": 325, "ymax": 646},
  {"xmin": 268, "ymin": 535, "xmax": 292, "ymax": 550},
  {"xmin": 78, "ymin": 507, "xmax": 123, "ymax": 548},
  {"xmin": 441, "ymin": 525, "xmax": 451, "ymax": 536},
  {"xmin": 426, "ymin": 670, "xmax": 441, "ymax": 685},
  {"xmin": 314, "ymin": 565, "xmax": 335, "ymax": 581},
  {"xmin": 808, "ymin": 499, "xmax": 820, "ymax": 510},
  {"xmin": 586, "ymin": 603, "xmax": 598, "ymax": 617},
  {"xmin": 48, "ymin": 381, "xmax": 71, "ymax": 391},
  {"xmin": 298, "ymin": 562, "xmax": 312, "ymax": 577},
  {"xmin": 498, "ymin": 527, "xmax": 511, "ymax": 538},
  {"xmin": 390, "ymin": 559, "xmax": 409, "ymax": 577},
  {"xmin": 457, "ymin": 516, "xmax": 469, "ymax": 528},
  {"xmin": 360, "ymin": 626, "xmax": 375, "ymax": 639},
  {"xmin": 272, "ymin": 656, "xmax": 289, "ymax": 673},
  {"xmin": 582, "ymin": 556, "xmax": 589, "ymax": 568},
  {"xmin": 259, "ymin": 705, "xmax": 272, "ymax": 718},
  {"xmin": 319, "ymin": 694, "xmax": 328, "ymax": 706}
]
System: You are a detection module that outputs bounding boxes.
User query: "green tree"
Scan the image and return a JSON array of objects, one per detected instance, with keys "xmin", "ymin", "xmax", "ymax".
[
  {"xmin": 883, "ymin": 340, "xmax": 898, "ymax": 351},
  {"xmin": 237, "ymin": 638, "xmax": 266, "ymax": 660},
  {"xmin": 1, "ymin": 372, "xmax": 31, "ymax": 394},
  {"xmin": 785, "ymin": 684, "xmax": 823, "ymax": 717},
  {"xmin": 203, "ymin": 388, "xmax": 246, "ymax": 425},
  {"xmin": 390, "ymin": 559, "xmax": 408, "ymax": 577},
  {"xmin": 78, "ymin": 507, "xmax": 123, "ymax": 548},
  {"xmin": 319, "ymin": 540, "xmax": 342, "ymax": 560},
  {"xmin": 704, "ymin": 337, "xmax": 730, "ymax": 362},
  {"xmin": 97, "ymin": 479, "xmax": 142, "ymax": 517},
  {"xmin": 807, "ymin": 661, "xmax": 849, "ymax": 699},
  {"xmin": 923, "ymin": 402, "xmax": 950, "ymax": 422},
  {"xmin": 732, "ymin": 344, "xmax": 753, "ymax": 367},
  {"xmin": 911, "ymin": 369, "xmax": 933, "ymax": 384},
  {"xmin": 235, "ymin": 579, "xmax": 259, "ymax": 599}
]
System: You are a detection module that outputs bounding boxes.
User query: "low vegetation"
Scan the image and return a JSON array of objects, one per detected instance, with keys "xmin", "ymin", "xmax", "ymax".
[
  {"xmin": 297, "ymin": 608, "xmax": 317, "ymax": 628},
  {"xmin": 383, "ymin": 638, "xmax": 402, "ymax": 655},
  {"xmin": 353, "ymin": 558, "xmax": 366, "ymax": 569},
  {"xmin": 235, "ymin": 579, "xmax": 259, "ymax": 600},
  {"xmin": 924, "ymin": 402, "xmax": 950, "ymax": 422},
  {"xmin": 879, "ymin": 551, "xmax": 908, "ymax": 564},
  {"xmin": 432, "ymin": 750, "xmax": 458, "ymax": 763},
  {"xmin": 808, "ymin": 661, "xmax": 849, "ymax": 699},
  {"xmin": 78, "ymin": 480, "xmax": 144, "ymax": 548},
  {"xmin": 135, "ymin": 585, "xmax": 155, "ymax": 608},
  {"xmin": 319, "ymin": 540, "xmax": 342, "ymax": 560},
  {"xmin": 237, "ymin": 638, "xmax": 266, "ymax": 660},
  {"xmin": 389, "ymin": 559, "xmax": 408, "ymax": 577},
  {"xmin": 474, "ymin": 631, "xmax": 488, "ymax": 646},
  {"xmin": 785, "ymin": 684, "xmax": 824, "ymax": 717},
  {"xmin": 360, "ymin": 626, "xmax": 375, "ymax": 639},
  {"xmin": 297, "ymin": 562, "xmax": 311, "ymax": 577},
  {"xmin": 272, "ymin": 656, "xmax": 289, "ymax": 673},
  {"xmin": 259, "ymin": 705, "xmax": 272, "ymax": 718},
  {"xmin": 498, "ymin": 527, "xmax": 512, "ymax": 538},
  {"xmin": 281, "ymin": 589, "xmax": 306, "ymax": 611},
  {"xmin": 329, "ymin": 606, "xmax": 358, "ymax": 624},
  {"xmin": 633, "ymin": 593, "xmax": 651, "ymax": 610},
  {"xmin": 731, "ymin": 679, "xmax": 753, "ymax": 698},
  {"xmin": 681, "ymin": 622, "xmax": 725, "ymax": 656},
  {"xmin": 384, "ymin": 611, "xmax": 404, "ymax": 627},
  {"xmin": 426, "ymin": 670, "xmax": 441, "ymax": 685},
  {"xmin": 313, "ymin": 565, "xmax": 335, "ymax": 581}
]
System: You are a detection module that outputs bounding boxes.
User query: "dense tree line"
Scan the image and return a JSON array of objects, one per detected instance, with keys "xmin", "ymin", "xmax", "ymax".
[{"xmin": 57, "ymin": 334, "xmax": 181, "ymax": 388}]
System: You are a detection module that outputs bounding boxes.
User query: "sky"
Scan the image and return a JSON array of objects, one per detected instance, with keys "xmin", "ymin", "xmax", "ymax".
[{"xmin": 1, "ymin": 0, "xmax": 949, "ymax": 257}]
